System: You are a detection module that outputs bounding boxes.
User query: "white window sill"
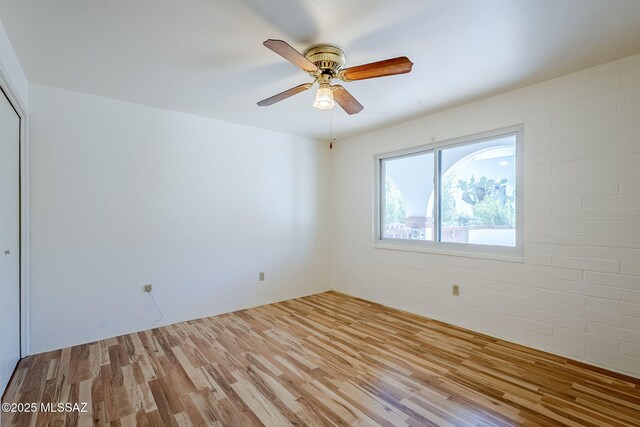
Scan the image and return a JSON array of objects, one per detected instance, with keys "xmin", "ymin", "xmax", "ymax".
[{"xmin": 373, "ymin": 241, "xmax": 524, "ymax": 263}]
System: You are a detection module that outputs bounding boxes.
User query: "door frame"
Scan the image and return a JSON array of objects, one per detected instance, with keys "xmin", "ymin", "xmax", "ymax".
[{"xmin": 0, "ymin": 67, "xmax": 29, "ymax": 358}]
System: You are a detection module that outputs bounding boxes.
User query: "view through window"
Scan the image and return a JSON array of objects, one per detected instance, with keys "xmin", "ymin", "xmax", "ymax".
[
  {"xmin": 378, "ymin": 129, "xmax": 520, "ymax": 252},
  {"xmin": 382, "ymin": 152, "xmax": 434, "ymax": 240}
]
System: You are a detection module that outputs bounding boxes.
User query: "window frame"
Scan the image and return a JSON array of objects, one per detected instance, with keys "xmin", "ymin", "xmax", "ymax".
[{"xmin": 373, "ymin": 125, "xmax": 524, "ymax": 261}]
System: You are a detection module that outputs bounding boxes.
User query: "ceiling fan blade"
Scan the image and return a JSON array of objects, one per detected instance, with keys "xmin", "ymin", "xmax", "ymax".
[
  {"xmin": 257, "ymin": 83, "xmax": 313, "ymax": 106},
  {"xmin": 263, "ymin": 39, "xmax": 320, "ymax": 74},
  {"xmin": 339, "ymin": 56, "xmax": 413, "ymax": 81},
  {"xmin": 332, "ymin": 85, "xmax": 364, "ymax": 115}
]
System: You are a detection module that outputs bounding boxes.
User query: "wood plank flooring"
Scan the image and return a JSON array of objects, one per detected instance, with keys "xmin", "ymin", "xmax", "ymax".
[{"xmin": 2, "ymin": 291, "xmax": 640, "ymax": 426}]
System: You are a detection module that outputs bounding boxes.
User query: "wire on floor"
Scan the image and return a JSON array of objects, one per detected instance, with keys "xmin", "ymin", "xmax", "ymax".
[{"xmin": 148, "ymin": 291, "xmax": 164, "ymax": 326}]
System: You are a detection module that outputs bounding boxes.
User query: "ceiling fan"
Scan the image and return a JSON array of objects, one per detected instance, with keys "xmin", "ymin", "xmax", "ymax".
[{"xmin": 257, "ymin": 39, "xmax": 413, "ymax": 115}]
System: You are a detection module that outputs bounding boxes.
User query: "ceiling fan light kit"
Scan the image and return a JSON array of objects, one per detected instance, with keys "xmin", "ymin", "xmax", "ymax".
[
  {"xmin": 313, "ymin": 82, "xmax": 335, "ymax": 110},
  {"xmin": 258, "ymin": 39, "xmax": 413, "ymax": 115}
]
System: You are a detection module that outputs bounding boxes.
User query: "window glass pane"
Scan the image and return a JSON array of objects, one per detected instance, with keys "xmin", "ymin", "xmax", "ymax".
[
  {"xmin": 382, "ymin": 151, "xmax": 434, "ymax": 240},
  {"xmin": 440, "ymin": 135, "xmax": 516, "ymax": 246}
]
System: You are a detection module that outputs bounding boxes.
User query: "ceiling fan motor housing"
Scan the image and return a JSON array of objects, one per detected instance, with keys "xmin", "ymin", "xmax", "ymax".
[{"xmin": 304, "ymin": 45, "xmax": 346, "ymax": 76}]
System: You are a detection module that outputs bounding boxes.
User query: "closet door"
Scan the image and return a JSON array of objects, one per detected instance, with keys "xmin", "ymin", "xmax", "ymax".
[{"xmin": 0, "ymin": 87, "xmax": 20, "ymax": 394}]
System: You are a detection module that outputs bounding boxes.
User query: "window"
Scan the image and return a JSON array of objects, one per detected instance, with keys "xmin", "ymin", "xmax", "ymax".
[
  {"xmin": 375, "ymin": 126, "xmax": 523, "ymax": 258},
  {"xmin": 381, "ymin": 152, "xmax": 434, "ymax": 240}
]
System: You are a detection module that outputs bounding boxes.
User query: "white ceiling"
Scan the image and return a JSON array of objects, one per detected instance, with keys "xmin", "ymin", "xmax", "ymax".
[{"xmin": 1, "ymin": 0, "xmax": 640, "ymax": 140}]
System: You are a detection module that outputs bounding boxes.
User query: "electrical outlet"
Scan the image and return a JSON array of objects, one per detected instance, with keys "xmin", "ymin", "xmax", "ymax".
[
  {"xmin": 452, "ymin": 284, "xmax": 460, "ymax": 296},
  {"xmin": 259, "ymin": 272, "xmax": 265, "ymax": 281},
  {"xmin": 144, "ymin": 284, "xmax": 153, "ymax": 293}
]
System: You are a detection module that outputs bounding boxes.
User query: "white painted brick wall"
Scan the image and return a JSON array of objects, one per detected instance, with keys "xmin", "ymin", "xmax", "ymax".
[{"xmin": 332, "ymin": 53, "xmax": 640, "ymax": 378}]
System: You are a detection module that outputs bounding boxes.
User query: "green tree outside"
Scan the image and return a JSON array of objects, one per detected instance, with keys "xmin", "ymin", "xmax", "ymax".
[{"xmin": 385, "ymin": 176, "xmax": 406, "ymax": 225}]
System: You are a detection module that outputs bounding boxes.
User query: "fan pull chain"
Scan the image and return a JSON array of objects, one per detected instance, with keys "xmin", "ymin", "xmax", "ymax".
[{"xmin": 330, "ymin": 106, "xmax": 336, "ymax": 149}]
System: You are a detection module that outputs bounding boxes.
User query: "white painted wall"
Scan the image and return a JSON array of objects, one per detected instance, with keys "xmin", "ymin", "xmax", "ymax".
[
  {"xmin": 332, "ymin": 54, "xmax": 640, "ymax": 377},
  {"xmin": 28, "ymin": 84, "xmax": 331, "ymax": 353},
  {"xmin": 0, "ymin": 18, "xmax": 27, "ymax": 107}
]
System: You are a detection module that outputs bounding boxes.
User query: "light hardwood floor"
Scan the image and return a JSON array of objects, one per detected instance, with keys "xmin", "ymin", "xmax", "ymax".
[{"xmin": 2, "ymin": 291, "xmax": 640, "ymax": 426}]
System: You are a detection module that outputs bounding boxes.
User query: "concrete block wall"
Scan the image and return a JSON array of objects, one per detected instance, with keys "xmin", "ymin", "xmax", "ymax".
[{"xmin": 332, "ymin": 54, "xmax": 640, "ymax": 377}]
